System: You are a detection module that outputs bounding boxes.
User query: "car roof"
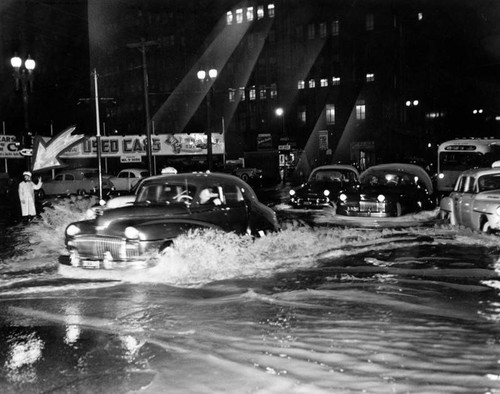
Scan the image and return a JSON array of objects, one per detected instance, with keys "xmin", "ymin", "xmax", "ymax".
[
  {"xmin": 361, "ymin": 163, "xmax": 433, "ymax": 193},
  {"xmin": 459, "ymin": 167, "xmax": 500, "ymax": 177},
  {"xmin": 140, "ymin": 171, "xmax": 249, "ymax": 185},
  {"xmin": 311, "ymin": 164, "xmax": 360, "ymax": 176}
]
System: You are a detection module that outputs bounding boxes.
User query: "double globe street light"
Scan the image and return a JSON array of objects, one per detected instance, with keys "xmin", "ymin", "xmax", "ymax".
[
  {"xmin": 197, "ymin": 68, "xmax": 217, "ymax": 172},
  {"xmin": 11, "ymin": 54, "xmax": 36, "ymax": 165}
]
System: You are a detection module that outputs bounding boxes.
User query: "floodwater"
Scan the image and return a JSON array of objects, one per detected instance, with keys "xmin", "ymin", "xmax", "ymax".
[{"xmin": 1, "ymin": 198, "xmax": 500, "ymax": 393}]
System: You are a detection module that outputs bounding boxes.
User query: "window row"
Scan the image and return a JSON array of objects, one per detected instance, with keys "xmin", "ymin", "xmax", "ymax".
[
  {"xmin": 228, "ymin": 84, "xmax": 278, "ymax": 102},
  {"xmin": 297, "ymin": 74, "xmax": 375, "ymax": 89},
  {"xmin": 226, "ymin": 4, "xmax": 275, "ymax": 25},
  {"xmin": 296, "ymin": 101, "xmax": 366, "ymax": 125},
  {"xmin": 295, "ymin": 14, "xmax": 374, "ymax": 41}
]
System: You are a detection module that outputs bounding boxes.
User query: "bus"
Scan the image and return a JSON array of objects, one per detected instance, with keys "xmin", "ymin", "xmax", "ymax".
[{"xmin": 437, "ymin": 138, "xmax": 500, "ymax": 194}]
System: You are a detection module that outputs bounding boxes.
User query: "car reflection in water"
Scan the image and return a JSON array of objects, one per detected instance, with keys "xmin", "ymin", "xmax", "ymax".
[
  {"xmin": 336, "ymin": 163, "xmax": 436, "ymax": 217},
  {"xmin": 62, "ymin": 172, "xmax": 280, "ymax": 271}
]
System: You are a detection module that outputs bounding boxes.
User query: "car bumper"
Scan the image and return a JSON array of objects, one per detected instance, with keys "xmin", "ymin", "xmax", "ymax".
[{"xmin": 65, "ymin": 235, "xmax": 161, "ymax": 269}]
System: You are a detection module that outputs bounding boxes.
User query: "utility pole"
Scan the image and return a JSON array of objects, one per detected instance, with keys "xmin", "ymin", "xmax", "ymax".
[{"xmin": 126, "ymin": 38, "xmax": 158, "ymax": 176}]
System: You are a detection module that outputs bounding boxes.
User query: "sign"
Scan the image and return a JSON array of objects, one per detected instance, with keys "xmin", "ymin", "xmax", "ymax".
[
  {"xmin": 120, "ymin": 155, "xmax": 142, "ymax": 163},
  {"xmin": 318, "ymin": 130, "xmax": 328, "ymax": 151},
  {"xmin": 257, "ymin": 133, "xmax": 272, "ymax": 150},
  {"xmin": 0, "ymin": 135, "xmax": 22, "ymax": 159},
  {"xmin": 278, "ymin": 144, "xmax": 291, "ymax": 151},
  {"xmin": 0, "ymin": 132, "xmax": 226, "ymax": 161}
]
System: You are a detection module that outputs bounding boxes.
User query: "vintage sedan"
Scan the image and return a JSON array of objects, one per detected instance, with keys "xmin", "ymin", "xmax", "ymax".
[
  {"xmin": 41, "ymin": 168, "xmax": 115, "ymax": 197},
  {"xmin": 439, "ymin": 166, "xmax": 500, "ymax": 233},
  {"xmin": 62, "ymin": 172, "xmax": 280, "ymax": 270},
  {"xmin": 336, "ymin": 163, "xmax": 435, "ymax": 217},
  {"xmin": 288, "ymin": 164, "xmax": 359, "ymax": 209},
  {"xmin": 108, "ymin": 168, "xmax": 148, "ymax": 192}
]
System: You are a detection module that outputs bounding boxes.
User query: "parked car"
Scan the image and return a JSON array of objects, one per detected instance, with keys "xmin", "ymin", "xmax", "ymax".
[
  {"xmin": 439, "ymin": 166, "xmax": 500, "ymax": 233},
  {"xmin": 232, "ymin": 167, "xmax": 263, "ymax": 185},
  {"xmin": 108, "ymin": 168, "xmax": 148, "ymax": 192},
  {"xmin": 336, "ymin": 163, "xmax": 435, "ymax": 217},
  {"xmin": 40, "ymin": 168, "xmax": 115, "ymax": 198},
  {"xmin": 288, "ymin": 164, "xmax": 359, "ymax": 209},
  {"xmin": 62, "ymin": 172, "xmax": 280, "ymax": 270}
]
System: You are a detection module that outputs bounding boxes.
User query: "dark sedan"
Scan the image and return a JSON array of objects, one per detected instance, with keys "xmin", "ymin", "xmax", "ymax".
[
  {"xmin": 336, "ymin": 163, "xmax": 435, "ymax": 217},
  {"xmin": 289, "ymin": 164, "xmax": 359, "ymax": 209},
  {"xmin": 62, "ymin": 172, "xmax": 279, "ymax": 270}
]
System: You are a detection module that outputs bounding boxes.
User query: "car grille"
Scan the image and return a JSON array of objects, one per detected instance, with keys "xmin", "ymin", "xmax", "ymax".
[{"xmin": 72, "ymin": 236, "xmax": 139, "ymax": 260}]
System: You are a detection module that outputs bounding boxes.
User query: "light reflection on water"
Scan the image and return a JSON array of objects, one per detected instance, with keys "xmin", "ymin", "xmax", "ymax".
[{"xmin": 0, "ymin": 200, "xmax": 500, "ymax": 392}]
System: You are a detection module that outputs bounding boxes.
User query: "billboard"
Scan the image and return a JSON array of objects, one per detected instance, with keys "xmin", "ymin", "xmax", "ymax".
[{"xmin": 0, "ymin": 133, "xmax": 225, "ymax": 159}]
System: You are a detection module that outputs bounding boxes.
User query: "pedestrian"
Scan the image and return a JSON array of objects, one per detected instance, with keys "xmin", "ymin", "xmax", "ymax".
[{"xmin": 18, "ymin": 171, "xmax": 43, "ymax": 223}]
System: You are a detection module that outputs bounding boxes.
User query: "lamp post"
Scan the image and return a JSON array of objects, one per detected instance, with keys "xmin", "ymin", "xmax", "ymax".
[
  {"xmin": 11, "ymin": 54, "xmax": 35, "ymax": 167},
  {"xmin": 275, "ymin": 107, "xmax": 286, "ymax": 137},
  {"xmin": 197, "ymin": 68, "xmax": 217, "ymax": 172}
]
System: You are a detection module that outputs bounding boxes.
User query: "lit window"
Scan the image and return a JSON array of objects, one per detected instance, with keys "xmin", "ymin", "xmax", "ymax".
[
  {"xmin": 320, "ymin": 79, "xmax": 328, "ymax": 87},
  {"xmin": 249, "ymin": 86, "xmax": 256, "ymax": 100},
  {"xmin": 326, "ymin": 104, "xmax": 335, "ymax": 125},
  {"xmin": 356, "ymin": 100, "xmax": 366, "ymax": 120},
  {"xmin": 228, "ymin": 89, "xmax": 235, "ymax": 102},
  {"xmin": 239, "ymin": 87, "xmax": 246, "ymax": 101},
  {"xmin": 332, "ymin": 20, "xmax": 339, "ymax": 36},
  {"xmin": 298, "ymin": 80, "xmax": 305, "ymax": 89},
  {"xmin": 247, "ymin": 7, "xmax": 254, "ymax": 21},
  {"xmin": 257, "ymin": 6, "xmax": 264, "ymax": 19},
  {"xmin": 418, "ymin": 12, "xmax": 423, "ymax": 21},
  {"xmin": 270, "ymin": 83, "xmax": 277, "ymax": 99},
  {"xmin": 308, "ymin": 24, "xmax": 315, "ymax": 39},
  {"xmin": 319, "ymin": 23, "xmax": 327, "ymax": 38},
  {"xmin": 226, "ymin": 11, "xmax": 233, "ymax": 25},
  {"xmin": 259, "ymin": 86, "xmax": 266, "ymax": 100},
  {"xmin": 332, "ymin": 76, "xmax": 340, "ymax": 85},
  {"xmin": 236, "ymin": 9, "xmax": 243, "ymax": 24},
  {"xmin": 268, "ymin": 4, "xmax": 275, "ymax": 18},
  {"xmin": 308, "ymin": 79, "xmax": 315, "ymax": 88},
  {"xmin": 366, "ymin": 73, "xmax": 375, "ymax": 82},
  {"xmin": 298, "ymin": 107, "xmax": 306, "ymax": 123},
  {"xmin": 366, "ymin": 14, "xmax": 374, "ymax": 31}
]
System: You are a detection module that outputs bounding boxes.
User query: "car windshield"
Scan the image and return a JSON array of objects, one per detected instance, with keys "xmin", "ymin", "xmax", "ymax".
[
  {"xmin": 478, "ymin": 174, "xmax": 500, "ymax": 192},
  {"xmin": 136, "ymin": 181, "xmax": 196, "ymax": 204},
  {"xmin": 311, "ymin": 169, "xmax": 357, "ymax": 183},
  {"xmin": 360, "ymin": 170, "xmax": 416, "ymax": 187}
]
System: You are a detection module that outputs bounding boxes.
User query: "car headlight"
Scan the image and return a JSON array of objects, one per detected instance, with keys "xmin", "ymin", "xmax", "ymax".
[
  {"xmin": 66, "ymin": 224, "xmax": 81, "ymax": 237},
  {"xmin": 289, "ymin": 189, "xmax": 296, "ymax": 196},
  {"xmin": 438, "ymin": 173, "xmax": 444, "ymax": 179},
  {"xmin": 323, "ymin": 189, "xmax": 330, "ymax": 197},
  {"xmin": 124, "ymin": 226, "xmax": 140, "ymax": 240},
  {"xmin": 496, "ymin": 206, "xmax": 500, "ymax": 216},
  {"xmin": 377, "ymin": 194, "xmax": 386, "ymax": 202},
  {"xmin": 339, "ymin": 193, "xmax": 347, "ymax": 202}
]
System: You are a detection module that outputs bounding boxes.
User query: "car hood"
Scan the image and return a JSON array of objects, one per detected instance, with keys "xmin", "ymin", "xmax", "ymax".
[
  {"xmin": 95, "ymin": 203, "xmax": 190, "ymax": 227},
  {"xmin": 342, "ymin": 185, "xmax": 402, "ymax": 199},
  {"xmin": 296, "ymin": 181, "xmax": 343, "ymax": 194},
  {"xmin": 477, "ymin": 190, "xmax": 500, "ymax": 202}
]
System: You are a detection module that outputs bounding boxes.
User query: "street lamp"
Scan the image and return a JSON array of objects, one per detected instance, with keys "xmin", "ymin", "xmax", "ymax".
[
  {"xmin": 197, "ymin": 68, "xmax": 217, "ymax": 171},
  {"xmin": 11, "ymin": 54, "xmax": 36, "ymax": 162},
  {"xmin": 275, "ymin": 107, "xmax": 286, "ymax": 136}
]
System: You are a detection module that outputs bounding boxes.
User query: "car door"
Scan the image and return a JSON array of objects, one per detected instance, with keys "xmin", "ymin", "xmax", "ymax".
[
  {"xmin": 460, "ymin": 176, "xmax": 476, "ymax": 229},
  {"xmin": 219, "ymin": 183, "xmax": 249, "ymax": 234},
  {"xmin": 451, "ymin": 176, "xmax": 466, "ymax": 225}
]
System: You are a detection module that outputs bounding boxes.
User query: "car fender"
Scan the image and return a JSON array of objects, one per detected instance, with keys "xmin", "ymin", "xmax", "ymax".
[{"xmin": 439, "ymin": 195, "xmax": 453, "ymax": 214}]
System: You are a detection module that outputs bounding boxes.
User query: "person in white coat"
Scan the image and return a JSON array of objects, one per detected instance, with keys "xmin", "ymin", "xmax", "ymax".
[{"xmin": 18, "ymin": 171, "xmax": 43, "ymax": 222}]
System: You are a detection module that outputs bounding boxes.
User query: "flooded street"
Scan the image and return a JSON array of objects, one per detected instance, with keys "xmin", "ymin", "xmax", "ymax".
[{"xmin": 1, "ymin": 198, "xmax": 500, "ymax": 393}]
